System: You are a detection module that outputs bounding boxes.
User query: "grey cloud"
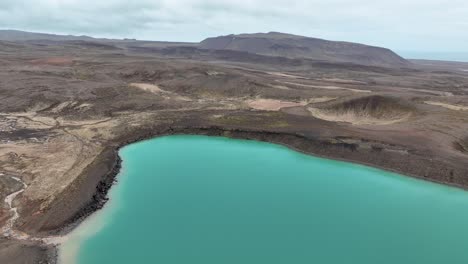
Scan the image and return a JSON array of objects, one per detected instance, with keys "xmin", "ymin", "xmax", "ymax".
[{"xmin": 0, "ymin": 0, "xmax": 467, "ymax": 52}]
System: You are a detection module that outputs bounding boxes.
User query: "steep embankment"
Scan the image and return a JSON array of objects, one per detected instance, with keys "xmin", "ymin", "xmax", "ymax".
[{"xmin": 454, "ymin": 137, "xmax": 468, "ymax": 154}]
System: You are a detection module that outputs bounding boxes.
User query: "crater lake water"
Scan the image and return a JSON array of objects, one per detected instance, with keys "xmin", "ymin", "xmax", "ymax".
[{"xmin": 60, "ymin": 135, "xmax": 468, "ymax": 264}]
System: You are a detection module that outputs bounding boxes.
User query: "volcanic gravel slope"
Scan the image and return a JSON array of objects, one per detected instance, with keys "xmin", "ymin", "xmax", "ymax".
[{"xmin": 0, "ymin": 30, "xmax": 468, "ymax": 263}]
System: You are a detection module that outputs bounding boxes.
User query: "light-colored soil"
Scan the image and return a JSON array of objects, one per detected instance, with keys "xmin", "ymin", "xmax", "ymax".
[
  {"xmin": 206, "ymin": 71, "xmax": 225, "ymax": 76},
  {"xmin": 317, "ymin": 78, "xmax": 367, "ymax": 85},
  {"xmin": 425, "ymin": 101, "xmax": 468, "ymax": 111},
  {"xmin": 308, "ymin": 108, "xmax": 411, "ymax": 125},
  {"xmin": 266, "ymin": 72, "xmax": 305, "ymax": 79},
  {"xmin": 129, "ymin": 83, "xmax": 192, "ymax": 102},
  {"xmin": 0, "ymin": 112, "xmax": 122, "ymax": 216},
  {"xmin": 281, "ymin": 81, "xmax": 371, "ymax": 93},
  {"xmin": 129, "ymin": 83, "xmax": 164, "ymax": 93},
  {"xmin": 396, "ymin": 88, "xmax": 454, "ymax": 96},
  {"xmin": 247, "ymin": 99, "xmax": 308, "ymax": 111}
]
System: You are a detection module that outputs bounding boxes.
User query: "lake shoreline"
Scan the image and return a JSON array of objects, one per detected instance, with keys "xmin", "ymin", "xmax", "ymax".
[{"xmin": 35, "ymin": 125, "xmax": 468, "ymax": 264}]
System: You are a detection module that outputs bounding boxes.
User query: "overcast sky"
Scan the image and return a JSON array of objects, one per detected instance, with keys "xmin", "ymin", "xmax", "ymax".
[{"xmin": 0, "ymin": 0, "xmax": 467, "ymax": 53}]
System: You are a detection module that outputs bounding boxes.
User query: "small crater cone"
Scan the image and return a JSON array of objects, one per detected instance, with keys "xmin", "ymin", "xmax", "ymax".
[{"xmin": 308, "ymin": 95, "xmax": 415, "ymax": 125}]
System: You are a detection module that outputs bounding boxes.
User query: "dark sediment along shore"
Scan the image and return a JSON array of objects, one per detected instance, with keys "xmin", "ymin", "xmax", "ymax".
[
  {"xmin": 17, "ymin": 125, "xmax": 468, "ymax": 264},
  {"xmin": 43, "ymin": 125, "xmax": 468, "ymax": 234}
]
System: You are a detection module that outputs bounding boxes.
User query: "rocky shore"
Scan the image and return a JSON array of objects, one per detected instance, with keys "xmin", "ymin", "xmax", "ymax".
[
  {"xmin": 55, "ymin": 125, "xmax": 468, "ymax": 238},
  {"xmin": 4, "ymin": 122, "xmax": 468, "ymax": 264}
]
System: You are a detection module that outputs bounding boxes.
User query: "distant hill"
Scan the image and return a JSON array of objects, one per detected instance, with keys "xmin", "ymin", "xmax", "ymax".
[
  {"xmin": 0, "ymin": 29, "xmax": 193, "ymax": 48},
  {"xmin": 0, "ymin": 30, "xmax": 409, "ymax": 67},
  {"xmin": 199, "ymin": 32, "xmax": 409, "ymax": 67},
  {"xmin": 0, "ymin": 29, "xmax": 99, "ymax": 42}
]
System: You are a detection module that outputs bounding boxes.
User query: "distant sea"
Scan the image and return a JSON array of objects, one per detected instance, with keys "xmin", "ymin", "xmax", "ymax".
[{"xmin": 397, "ymin": 51, "xmax": 468, "ymax": 62}]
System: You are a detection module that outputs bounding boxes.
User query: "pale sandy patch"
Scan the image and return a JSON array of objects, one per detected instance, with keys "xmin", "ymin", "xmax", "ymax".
[
  {"xmin": 270, "ymin": 84, "xmax": 290, "ymax": 90},
  {"xmin": 281, "ymin": 81, "xmax": 371, "ymax": 93},
  {"xmin": 425, "ymin": 101, "xmax": 468, "ymax": 111},
  {"xmin": 129, "ymin": 83, "xmax": 192, "ymax": 102},
  {"xmin": 50, "ymin": 101, "xmax": 73, "ymax": 113},
  {"xmin": 308, "ymin": 108, "xmax": 411, "ymax": 125},
  {"xmin": 398, "ymin": 88, "xmax": 453, "ymax": 96},
  {"xmin": 248, "ymin": 99, "xmax": 308, "ymax": 111},
  {"xmin": 318, "ymin": 78, "xmax": 367, "ymax": 85},
  {"xmin": 174, "ymin": 95, "xmax": 193, "ymax": 102},
  {"xmin": 206, "ymin": 71, "xmax": 225, "ymax": 76},
  {"xmin": 75, "ymin": 103, "xmax": 93, "ymax": 111},
  {"xmin": 266, "ymin": 72, "xmax": 305, "ymax": 79},
  {"xmin": 0, "ymin": 112, "xmax": 57, "ymax": 129},
  {"xmin": 129, "ymin": 83, "xmax": 164, "ymax": 93},
  {"xmin": 54, "ymin": 117, "xmax": 115, "ymax": 127}
]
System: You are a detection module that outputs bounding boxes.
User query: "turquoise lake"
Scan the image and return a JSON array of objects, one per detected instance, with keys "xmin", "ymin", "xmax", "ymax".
[{"xmin": 60, "ymin": 135, "xmax": 468, "ymax": 264}]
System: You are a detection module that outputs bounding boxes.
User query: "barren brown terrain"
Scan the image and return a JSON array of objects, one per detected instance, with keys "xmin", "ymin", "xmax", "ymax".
[{"xmin": 1, "ymin": 31, "xmax": 468, "ymax": 263}]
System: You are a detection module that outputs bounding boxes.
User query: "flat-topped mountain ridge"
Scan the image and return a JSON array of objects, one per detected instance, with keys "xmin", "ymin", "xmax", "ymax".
[{"xmin": 199, "ymin": 32, "xmax": 409, "ymax": 67}]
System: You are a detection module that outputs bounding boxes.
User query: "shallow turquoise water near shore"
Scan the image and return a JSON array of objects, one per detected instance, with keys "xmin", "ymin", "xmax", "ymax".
[{"xmin": 60, "ymin": 135, "xmax": 468, "ymax": 264}]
